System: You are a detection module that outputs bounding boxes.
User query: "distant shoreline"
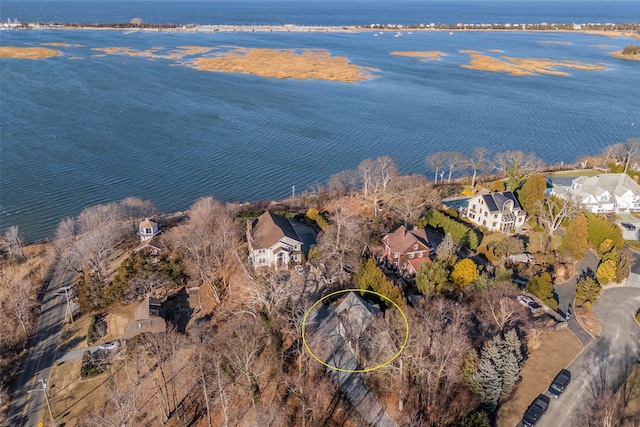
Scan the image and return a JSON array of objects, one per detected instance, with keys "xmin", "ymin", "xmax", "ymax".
[{"xmin": 3, "ymin": 21, "xmax": 640, "ymax": 39}]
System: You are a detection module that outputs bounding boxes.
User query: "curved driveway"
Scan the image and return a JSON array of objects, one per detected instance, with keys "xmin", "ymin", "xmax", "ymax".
[{"xmin": 538, "ymin": 271, "xmax": 640, "ymax": 426}]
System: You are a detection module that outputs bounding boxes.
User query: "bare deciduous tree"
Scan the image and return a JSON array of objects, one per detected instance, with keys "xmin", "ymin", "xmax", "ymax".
[
  {"xmin": 494, "ymin": 150, "xmax": 544, "ymax": 191},
  {"xmin": 475, "ymin": 283, "xmax": 521, "ymax": 332},
  {"xmin": 1, "ymin": 226, "xmax": 26, "ymax": 260},
  {"xmin": 327, "ymin": 169, "xmax": 359, "ymax": 198},
  {"xmin": 314, "ymin": 204, "xmax": 371, "ymax": 278},
  {"xmin": 120, "ymin": 196, "xmax": 157, "ymax": 221},
  {"xmin": 383, "ymin": 175, "xmax": 440, "ymax": 226},
  {"xmin": 442, "ymin": 151, "xmax": 466, "ymax": 183},
  {"xmin": 426, "ymin": 152, "xmax": 448, "ymax": 185},
  {"xmin": 538, "ymin": 195, "xmax": 583, "ymax": 236},
  {"xmin": 170, "ymin": 197, "xmax": 241, "ymax": 305},
  {"xmin": 468, "ymin": 146, "xmax": 491, "ymax": 189},
  {"xmin": 358, "ymin": 158, "xmax": 376, "ymax": 199}
]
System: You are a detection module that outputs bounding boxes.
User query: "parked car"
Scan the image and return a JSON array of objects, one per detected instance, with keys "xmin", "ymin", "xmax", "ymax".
[
  {"xmin": 517, "ymin": 295, "xmax": 542, "ymax": 314},
  {"xmin": 98, "ymin": 340, "xmax": 120, "ymax": 351},
  {"xmin": 522, "ymin": 394, "xmax": 550, "ymax": 426},
  {"xmin": 621, "ymin": 222, "xmax": 636, "ymax": 231},
  {"xmin": 548, "ymin": 369, "xmax": 571, "ymax": 398}
]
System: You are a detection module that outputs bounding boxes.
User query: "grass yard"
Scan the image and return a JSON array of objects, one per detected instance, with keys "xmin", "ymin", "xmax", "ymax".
[
  {"xmin": 497, "ymin": 327, "xmax": 583, "ymax": 427},
  {"xmin": 547, "ymin": 169, "xmax": 601, "ymax": 178}
]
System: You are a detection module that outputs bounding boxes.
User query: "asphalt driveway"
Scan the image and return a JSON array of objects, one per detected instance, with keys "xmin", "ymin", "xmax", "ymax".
[{"xmin": 537, "ymin": 274, "xmax": 640, "ymax": 426}]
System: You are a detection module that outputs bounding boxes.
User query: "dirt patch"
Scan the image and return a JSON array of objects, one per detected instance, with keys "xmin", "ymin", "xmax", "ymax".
[
  {"xmin": 390, "ymin": 50, "xmax": 444, "ymax": 61},
  {"xmin": 497, "ymin": 327, "xmax": 583, "ymax": 427},
  {"xmin": 460, "ymin": 52, "xmax": 606, "ymax": 76},
  {"xmin": 0, "ymin": 46, "xmax": 61, "ymax": 59},
  {"xmin": 575, "ymin": 306, "xmax": 602, "ymax": 337}
]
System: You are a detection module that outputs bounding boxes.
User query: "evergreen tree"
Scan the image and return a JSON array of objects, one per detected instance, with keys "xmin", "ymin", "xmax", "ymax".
[
  {"xmin": 415, "ymin": 259, "xmax": 449, "ymax": 296},
  {"xmin": 576, "ymin": 275, "xmax": 601, "ymax": 306},
  {"xmin": 560, "ymin": 213, "xmax": 589, "ymax": 260},
  {"xmin": 527, "ymin": 272, "xmax": 557, "ymax": 310},
  {"xmin": 517, "ymin": 174, "xmax": 547, "ymax": 218},
  {"xmin": 587, "ymin": 213, "xmax": 623, "ymax": 251},
  {"xmin": 355, "ymin": 258, "xmax": 406, "ymax": 307}
]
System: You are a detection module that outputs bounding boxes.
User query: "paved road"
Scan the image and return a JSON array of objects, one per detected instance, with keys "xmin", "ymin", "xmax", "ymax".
[
  {"xmin": 7, "ymin": 265, "xmax": 76, "ymax": 427},
  {"xmin": 554, "ymin": 250, "xmax": 600, "ymax": 346},
  {"xmin": 538, "ymin": 271, "xmax": 640, "ymax": 427}
]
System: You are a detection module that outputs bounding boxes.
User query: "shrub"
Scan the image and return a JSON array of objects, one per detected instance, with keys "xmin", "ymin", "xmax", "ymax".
[
  {"xmin": 87, "ymin": 314, "xmax": 97, "ymax": 344},
  {"xmin": 451, "ymin": 258, "xmax": 479, "ymax": 288},
  {"xmin": 422, "ymin": 209, "xmax": 481, "ymax": 250},
  {"xmin": 80, "ymin": 350, "xmax": 104, "ymax": 378},
  {"xmin": 596, "ymin": 259, "xmax": 617, "ymax": 285}
]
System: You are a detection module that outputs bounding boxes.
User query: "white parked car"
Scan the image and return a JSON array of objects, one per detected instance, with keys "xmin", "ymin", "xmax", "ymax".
[
  {"xmin": 517, "ymin": 295, "xmax": 542, "ymax": 313},
  {"xmin": 98, "ymin": 340, "xmax": 120, "ymax": 351}
]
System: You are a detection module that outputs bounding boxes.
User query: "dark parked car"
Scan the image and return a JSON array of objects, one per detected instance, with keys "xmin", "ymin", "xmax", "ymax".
[
  {"xmin": 621, "ymin": 222, "xmax": 636, "ymax": 231},
  {"xmin": 548, "ymin": 369, "xmax": 571, "ymax": 398},
  {"xmin": 522, "ymin": 394, "xmax": 550, "ymax": 426}
]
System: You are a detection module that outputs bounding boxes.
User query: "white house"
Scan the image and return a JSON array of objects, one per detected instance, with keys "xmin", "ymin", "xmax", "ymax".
[
  {"xmin": 247, "ymin": 211, "xmax": 314, "ymax": 270},
  {"xmin": 556, "ymin": 173, "xmax": 640, "ymax": 213},
  {"xmin": 138, "ymin": 219, "xmax": 159, "ymax": 241},
  {"xmin": 465, "ymin": 191, "xmax": 527, "ymax": 232}
]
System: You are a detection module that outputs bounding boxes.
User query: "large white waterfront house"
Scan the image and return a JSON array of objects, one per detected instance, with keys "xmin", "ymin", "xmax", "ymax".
[
  {"xmin": 552, "ymin": 173, "xmax": 640, "ymax": 213},
  {"xmin": 465, "ymin": 191, "xmax": 527, "ymax": 232}
]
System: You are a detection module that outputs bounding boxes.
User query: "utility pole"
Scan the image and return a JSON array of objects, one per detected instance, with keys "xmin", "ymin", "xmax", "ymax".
[
  {"xmin": 29, "ymin": 378, "xmax": 54, "ymax": 425},
  {"xmin": 63, "ymin": 286, "xmax": 73, "ymax": 323}
]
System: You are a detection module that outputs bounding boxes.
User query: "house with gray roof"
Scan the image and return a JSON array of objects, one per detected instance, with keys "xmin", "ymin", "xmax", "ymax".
[
  {"xmin": 465, "ymin": 191, "xmax": 527, "ymax": 232},
  {"xmin": 247, "ymin": 211, "xmax": 316, "ymax": 270},
  {"xmin": 553, "ymin": 173, "xmax": 640, "ymax": 213}
]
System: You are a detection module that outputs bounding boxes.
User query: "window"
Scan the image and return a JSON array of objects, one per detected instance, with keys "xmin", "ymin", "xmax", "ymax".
[
  {"xmin": 484, "ymin": 212, "xmax": 488, "ymax": 217},
  {"xmin": 409, "ymin": 253, "xmax": 414, "ymax": 258},
  {"xmin": 413, "ymin": 244, "xmax": 418, "ymax": 250},
  {"xmin": 394, "ymin": 252, "xmax": 399, "ymax": 258},
  {"xmin": 483, "ymin": 220, "xmax": 486, "ymax": 226},
  {"xmin": 258, "ymin": 249, "xmax": 266, "ymax": 254},
  {"xmin": 138, "ymin": 322, "xmax": 142, "ymax": 329},
  {"xmin": 144, "ymin": 227, "xmax": 153, "ymax": 234},
  {"xmin": 492, "ymin": 222, "xmax": 497, "ymax": 228},
  {"xmin": 494, "ymin": 214, "xmax": 498, "ymax": 218}
]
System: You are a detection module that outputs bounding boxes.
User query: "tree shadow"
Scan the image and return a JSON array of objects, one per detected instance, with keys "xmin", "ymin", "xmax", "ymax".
[{"xmin": 164, "ymin": 287, "xmax": 193, "ymax": 333}]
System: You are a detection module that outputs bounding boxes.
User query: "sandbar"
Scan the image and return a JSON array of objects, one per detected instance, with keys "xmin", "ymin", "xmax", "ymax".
[
  {"xmin": 188, "ymin": 47, "xmax": 376, "ymax": 82},
  {"xmin": 460, "ymin": 52, "xmax": 606, "ymax": 76},
  {"xmin": 609, "ymin": 51, "xmax": 640, "ymax": 61},
  {"xmin": 41, "ymin": 42, "xmax": 83, "ymax": 47},
  {"xmin": 92, "ymin": 46, "xmax": 163, "ymax": 58},
  {"xmin": 390, "ymin": 51, "xmax": 444, "ymax": 61},
  {"xmin": 0, "ymin": 46, "xmax": 61, "ymax": 59}
]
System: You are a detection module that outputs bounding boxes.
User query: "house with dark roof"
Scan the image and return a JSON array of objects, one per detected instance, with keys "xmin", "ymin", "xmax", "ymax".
[
  {"xmin": 552, "ymin": 173, "xmax": 640, "ymax": 213},
  {"xmin": 381, "ymin": 225, "xmax": 431, "ymax": 275},
  {"xmin": 123, "ymin": 296, "xmax": 166, "ymax": 340},
  {"xmin": 247, "ymin": 211, "xmax": 316, "ymax": 270},
  {"xmin": 465, "ymin": 191, "xmax": 527, "ymax": 232}
]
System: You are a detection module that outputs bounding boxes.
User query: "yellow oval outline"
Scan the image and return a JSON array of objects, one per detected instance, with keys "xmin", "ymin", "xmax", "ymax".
[{"xmin": 301, "ymin": 288, "xmax": 409, "ymax": 373}]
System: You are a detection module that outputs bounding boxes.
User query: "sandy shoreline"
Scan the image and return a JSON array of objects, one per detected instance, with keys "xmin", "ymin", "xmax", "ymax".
[{"xmin": 6, "ymin": 22, "xmax": 640, "ymax": 39}]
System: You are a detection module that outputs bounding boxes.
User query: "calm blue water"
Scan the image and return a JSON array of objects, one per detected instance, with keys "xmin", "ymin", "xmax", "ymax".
[
  {"xmin": 1, "ymin": 1, "xmax": 640, "ymax": 242},
  {"xmin": 1, "ymin": 1, "xmax": 639, "ymax": 26}
]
